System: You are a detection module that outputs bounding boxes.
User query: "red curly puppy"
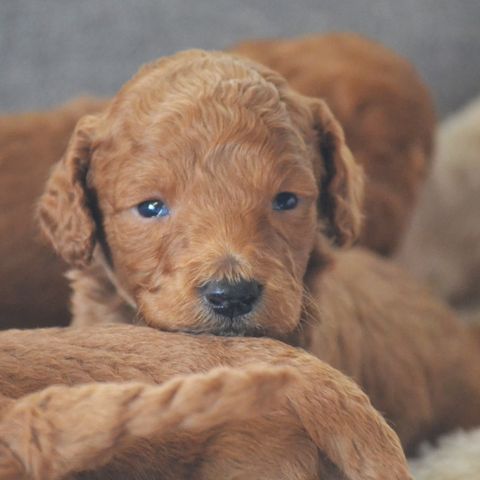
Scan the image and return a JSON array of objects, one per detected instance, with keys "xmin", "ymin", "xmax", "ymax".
[
  {"xmin": 38, "ymin": 49, "xmax": 480, "ymax": 453},
  {"xmin": 1, "ymin": 34, "xmax": 433, "ymax": 329}
]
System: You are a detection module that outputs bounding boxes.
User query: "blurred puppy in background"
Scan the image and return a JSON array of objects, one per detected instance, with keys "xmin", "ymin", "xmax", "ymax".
[
  {"xmin": 0, "ymin": 98, "xmax": 106, "ymax": 329},
  {"xmin": 397, "ymin": 95, "xmax": 480, "ymax": 321}
]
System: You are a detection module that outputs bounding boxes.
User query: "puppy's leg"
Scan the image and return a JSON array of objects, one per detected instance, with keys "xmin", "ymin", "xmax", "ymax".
[
  {"xmin": 0, "ymin": 366, "xmax": 293, "ymax": 480},
  {"xmin": 286, "ymin": 358, "xmax": 411, "ymax": 480}
]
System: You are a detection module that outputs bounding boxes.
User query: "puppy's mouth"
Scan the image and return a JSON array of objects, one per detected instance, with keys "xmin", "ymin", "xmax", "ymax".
[
  {"xmin": 135, "ymin": 308, "xmax": 266, "ymax": 337},
  {"xmin": 171, "ymin": 316, "xmax": 266, "ymax": 338},
  {"xmin": 208, "ymin": 317, "xmax": 266, "ymax": 337}
]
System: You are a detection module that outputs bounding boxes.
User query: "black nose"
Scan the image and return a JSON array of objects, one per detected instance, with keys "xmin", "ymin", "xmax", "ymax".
[{"xmin": 200, "ymin": 279, "xmax": 263, "ymax": 318}]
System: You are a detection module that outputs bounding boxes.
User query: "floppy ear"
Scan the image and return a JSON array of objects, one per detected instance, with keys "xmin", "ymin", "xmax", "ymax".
[
  {"xmin": 310, "ymin": 99, "xmax": 364, "ymax": 247},
  {"xmin": 37, "ymin": 115, "xmax": 99, "ymax": 268},
  {"xmin": 239, "ymin": 59, "xmax": 363, "ymax": 246}
]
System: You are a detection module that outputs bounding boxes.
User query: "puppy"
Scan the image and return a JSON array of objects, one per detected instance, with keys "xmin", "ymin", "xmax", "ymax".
[
  {"xmin": 0, "ymin": 97, "xmax": 105, "ymax": 329},
  {"xmin": 232, "ymin": 33, "xmax": 436, "ymax": 255},
  {"xmin": 0, "ymin": 325, "xmax": 410, "ymax": 480},
  {"xmin": 397, "ymin": 95, "xmax": 480, "ymax": 316},
  {"xmin": 37, "ymin": 49, "xmax": 480, "ymax": 453},
  {"xmin": 1, "ymin": 33, "xmax": 432, "ymax": 329}
]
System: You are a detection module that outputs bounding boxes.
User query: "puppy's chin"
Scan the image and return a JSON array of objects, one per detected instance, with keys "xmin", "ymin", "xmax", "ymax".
[
  {"xmin": 138, "ymin": 307, "xmax": 280, "ymax": 337},
  {"xmin": 200, "ymin": 316, "xmax": 267, "ymax": 337},
  {"xmin": 141, "ymin": 315, "xmax": 266, "ymax": 338}
]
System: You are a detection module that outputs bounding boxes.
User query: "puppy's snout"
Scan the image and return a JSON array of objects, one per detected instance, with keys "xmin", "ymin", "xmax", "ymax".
[{"xmin": 200, "ymin": 279, "xmax": 263, "ymax": 318}]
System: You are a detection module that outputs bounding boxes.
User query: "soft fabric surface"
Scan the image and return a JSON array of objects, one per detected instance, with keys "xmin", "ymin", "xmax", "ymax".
[
  {"xmin": 1, "ymin": 1, "xmax": 479, "ymax": 116},
  {"xmin": 410, "ymin": 428, "xmax": 480, "ymax": 480}
]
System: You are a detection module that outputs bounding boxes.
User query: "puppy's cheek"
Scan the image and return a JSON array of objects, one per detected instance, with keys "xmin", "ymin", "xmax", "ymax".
[
  {"xmin": 137, "ymin": 286, "xmax": 202, "ymax": 332},
  {"xmin": 257, "ymin": 274, "xmax": 304, "ymax": 338}
]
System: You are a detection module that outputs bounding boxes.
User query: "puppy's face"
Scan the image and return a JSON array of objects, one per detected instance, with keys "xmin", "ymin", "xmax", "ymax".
[{"xmin": 39, "ymin": 51, "xmax": 363, "ymax": 338}]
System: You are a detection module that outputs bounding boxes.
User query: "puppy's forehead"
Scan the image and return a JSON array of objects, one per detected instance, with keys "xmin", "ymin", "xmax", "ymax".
[
  {"xmin": 94, "ymin": 51, "xmax": 315, "ymax": 200},
  {"xmin": 104, "ymin": 50, "xmax": 294, "ymax": 138}
]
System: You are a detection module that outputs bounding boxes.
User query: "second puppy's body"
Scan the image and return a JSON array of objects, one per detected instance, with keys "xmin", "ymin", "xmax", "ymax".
[
  {"xmin": 306, "ymin": 248, "xmax": 480, "ymax": 449},
  {"xmin": 0, "ymin": 325, "xmax": 409, "ymax": 480}
]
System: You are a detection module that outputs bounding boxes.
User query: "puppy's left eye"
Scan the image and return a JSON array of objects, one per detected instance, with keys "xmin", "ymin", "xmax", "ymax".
[
  {"xmin": 272, "ymin": 192, "xmax": 298, "ymax": 211},
  {"xmin": 137, "ymin": 199, "xmax": 170, "ymax": 218}
]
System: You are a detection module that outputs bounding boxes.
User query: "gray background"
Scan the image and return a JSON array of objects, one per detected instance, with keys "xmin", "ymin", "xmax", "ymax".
[{"xmin": 1, "ymin": 0, "xmax": 479, "ymax": 117}]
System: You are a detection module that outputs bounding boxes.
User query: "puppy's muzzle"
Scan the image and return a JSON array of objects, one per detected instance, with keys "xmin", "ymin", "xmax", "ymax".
[{"xmin": 200, "ymin": 279, "xmax": 263, "ymax": 318}]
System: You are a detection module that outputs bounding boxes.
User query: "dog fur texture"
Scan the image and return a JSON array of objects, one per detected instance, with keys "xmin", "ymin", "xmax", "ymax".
[
  {"xmin": 397, "ymin": 95, "xmax": 480, "ymax": 316},
  {"xmin": 36, "ymin": 49, "xmax": 480, "ymax": 454},
  {"xmin": 1, "ymin": 33, "xmax": 433, "ymax": 328},
  {"xmin": 0, "ymin": 324, "xmax": 410, "ymax": 480},
  {"xmin": 231, "ymin": 33, "xmax": 435, "ymax": 255}
]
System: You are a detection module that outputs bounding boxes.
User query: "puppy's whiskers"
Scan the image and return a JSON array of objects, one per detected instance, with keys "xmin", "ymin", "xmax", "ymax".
[{"xmin": 299, "ymin": 286, "xmax": 320, "ymax": 329}]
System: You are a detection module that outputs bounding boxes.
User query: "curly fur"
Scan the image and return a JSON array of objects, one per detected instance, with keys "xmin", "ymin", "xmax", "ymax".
[
  {"xmin": 0, "ymin": 325, "xmax": 410, "ymax": 480},
  {"xmin": 36, "ymin": 49, "xmax": 480, "ymax": 454},
  {"xmin": 38, "ymin": 49, "xmax": 364, "ymax": 340}
]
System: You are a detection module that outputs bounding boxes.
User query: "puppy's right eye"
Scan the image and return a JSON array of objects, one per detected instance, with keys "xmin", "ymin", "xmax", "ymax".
[{"xmin": 136, "ymin": 200, "xmax": 170, "ymax": 218}]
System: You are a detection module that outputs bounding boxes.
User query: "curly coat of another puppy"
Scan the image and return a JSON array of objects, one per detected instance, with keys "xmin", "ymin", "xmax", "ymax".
[
  {"xmin": 38, "ymin": 49, "xmax": 480, "ymax": 453},
  {"xmin": 232, "ymin": 33, "xmax": 435, "ymax": 255},
  {"xmin": 0, "ymin": 325, "xmax": 410, "ymax": 480}
]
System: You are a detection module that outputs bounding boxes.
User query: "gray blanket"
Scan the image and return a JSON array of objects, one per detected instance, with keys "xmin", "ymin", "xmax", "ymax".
[{"xmin": 1, "ymin": 0, "xmax": 479, "ymax": 116}]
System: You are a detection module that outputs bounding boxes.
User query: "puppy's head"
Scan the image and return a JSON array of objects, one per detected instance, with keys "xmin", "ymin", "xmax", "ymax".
[{"xmin": 38, "ymin": 50, "xmax": 363, "ymax": 337}]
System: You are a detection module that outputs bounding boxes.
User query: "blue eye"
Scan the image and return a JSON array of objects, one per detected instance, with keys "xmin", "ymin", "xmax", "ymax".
[
  {"xmin": 137, "ymin": 199, "xmax": 170, "ymax": 218},
  {"xmin": 273, "ymin": 192, "xmax": 298, "ymax": 211}
]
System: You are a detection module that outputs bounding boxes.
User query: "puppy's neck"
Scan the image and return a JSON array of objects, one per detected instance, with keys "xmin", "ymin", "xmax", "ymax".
[
  {"xmin": 95, "ymin": 248, "xmax": 138, "ymax": 311},
  {"xmin": 67, "ymin": 251, "xmax": 137, "ymax": 327},
  {"xmin": 294, "ymin": 235, "xmax": 336, "ymax": 350}
]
